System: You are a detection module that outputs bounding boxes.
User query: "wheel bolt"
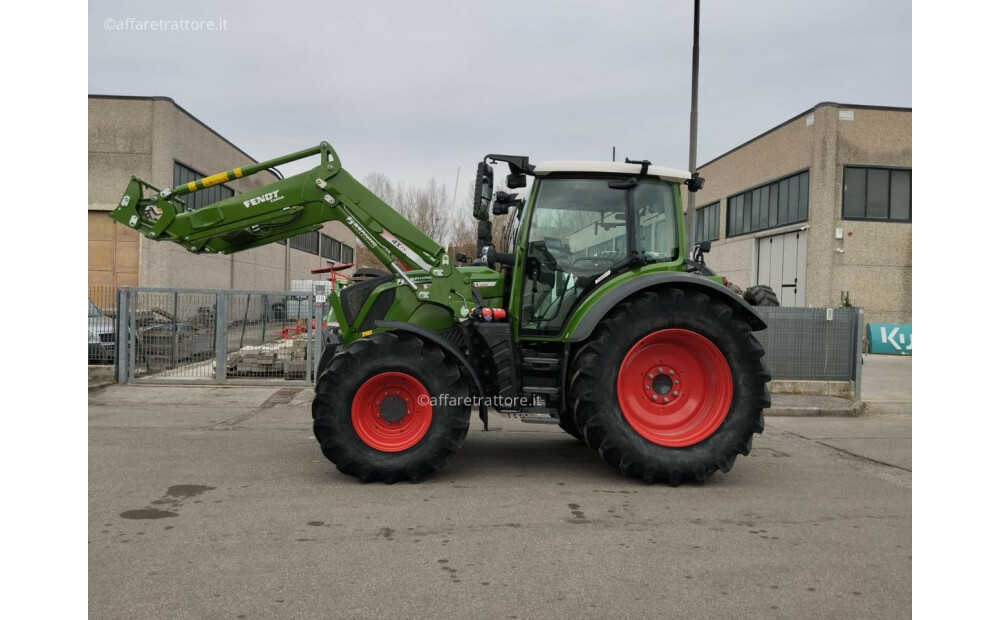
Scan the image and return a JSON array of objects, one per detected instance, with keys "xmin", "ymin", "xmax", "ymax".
[
  {"xmin": 668, "ymin": 369, "xmax": 675, "ymax": 376},
  {"xmin": 647, "ymin": 373, "xmax": 653, "ymax": 379},
  {"xmin": 645, "ymin": 385, "xmax": 651, "ymax": 390},
  {"xmin": 651, "ymin": 395, "xmax": 658, "ymax": 401},
  {"xmin": 672, "ymin": 390, "xmax": 679, "ymax": 397},
  {"xmin": 657, "ymin": 367, "xmax": 663, "ymax": 373},
  {"xmin": 674, "ymin": 379, "xmax": 680, "ymax": 384}
]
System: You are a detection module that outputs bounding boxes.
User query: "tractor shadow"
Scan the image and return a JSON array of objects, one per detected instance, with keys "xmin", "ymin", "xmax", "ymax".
[{"xmin": 442, "ymin": 427, "xmax": 625, "ymax": 483}]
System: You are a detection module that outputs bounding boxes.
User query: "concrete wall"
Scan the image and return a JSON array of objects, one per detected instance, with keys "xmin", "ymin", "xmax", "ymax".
[
  {"xmin": 830, "ymin": 107, "xmax": 912, "ymax": 325},
  {"xmin": 88, "ymin": 96, "xmax": 357, "ymax": 291},
  {"xmin": 693, "ymin": 103, "xmax": 911, "ymax": 325}
]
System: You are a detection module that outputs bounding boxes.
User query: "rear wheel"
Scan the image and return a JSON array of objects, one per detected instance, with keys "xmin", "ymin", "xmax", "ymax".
[
  {"xmin": 743, "ymin": 285, "xmax": 779, "ymax": 307},
  {"xmin": 312, "ymin": 331, "xmax": 470, "ymax": 483},
  {"xmin": 570, "ymin": 288, "xmax": 770, "ymax": 484}
]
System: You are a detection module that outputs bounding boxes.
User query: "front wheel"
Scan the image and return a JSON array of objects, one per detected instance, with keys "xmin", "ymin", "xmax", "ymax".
[
  {"xmin": 570, "ymin": 288, "xmax": 770, "ymax": 484},
  {"xmin": 312, "ymin": 331, "xmax": 471, "ymax": 483}
]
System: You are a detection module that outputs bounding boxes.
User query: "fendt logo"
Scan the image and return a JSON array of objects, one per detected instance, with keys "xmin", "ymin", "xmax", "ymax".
[{"xmin": 243, "ymin": 191, "xmax": 283, "ymax": 208}]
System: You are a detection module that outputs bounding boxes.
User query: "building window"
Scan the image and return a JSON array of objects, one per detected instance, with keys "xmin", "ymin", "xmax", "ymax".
[
  {"xmin": 321, "ymin": 234, "xmax": 342, "ymax": 261},
  {"xmin": 842, "ymin": 166, "xmax": 911, "ymax": 222},
  {"xmin": 289, "ymin": 231, "xmax": 320, "ymax": 254},
  {"xmin": 173, "ymin": 161, "xmax": 234, "ymax": 210},
  {"xmin": 342, "ymin": 245, "xmax": 354, "ymax": 263},
  {"xmin": 726, "ymin": 170, "xmax": 809, "ymax": 237},
  {"xmin": 695, "ymin": 202, "xmax": 720, "ymax": 243}
]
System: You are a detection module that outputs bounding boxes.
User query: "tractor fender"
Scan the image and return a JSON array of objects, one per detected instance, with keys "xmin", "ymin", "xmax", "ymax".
[
  {"xmin": 374, "ymin": 320, "xmax": 489, "ymax": 429},
  {"xmin": 568, "ymin": 272, "xmax": 767, "ymax": 343}
]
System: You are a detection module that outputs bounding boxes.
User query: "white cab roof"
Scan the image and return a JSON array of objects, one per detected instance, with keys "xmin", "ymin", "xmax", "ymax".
[{"xmin": 533, "ymin": 160, "xmax": 691, "ymax": 183}]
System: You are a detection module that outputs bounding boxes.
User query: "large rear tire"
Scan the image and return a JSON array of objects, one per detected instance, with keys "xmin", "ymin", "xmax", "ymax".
[
  {"xmin": 569, "ymin": 288, "xmax": 770, "ymax": 484},
  {"xmin": 312, "ymin": 331, "xmax": 470, "ymax": 483}
]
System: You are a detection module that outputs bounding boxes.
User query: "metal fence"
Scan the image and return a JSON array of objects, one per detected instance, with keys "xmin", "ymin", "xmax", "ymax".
[
  {"xmin": 755, "ymin": 307, "xmax": 864, "ymax": 387},
  {"xmin": 93, "ymin": 286, "xmax": 862, "ymax": 390},
  {"xmin": 89, "ymin": 287, "xmax": 119, "ymax": 365},
  {"xmin": 110, "ymin": 288, "xmax": 325, "ymax": 385}
]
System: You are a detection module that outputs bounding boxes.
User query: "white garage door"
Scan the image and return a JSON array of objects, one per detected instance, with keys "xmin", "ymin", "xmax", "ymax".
[{"xmin": 756, "ymin": 230, "xmax": 807, "ymax": 307}]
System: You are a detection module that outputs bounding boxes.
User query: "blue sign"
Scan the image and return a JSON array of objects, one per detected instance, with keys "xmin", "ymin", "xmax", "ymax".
[{"xmin": 867, "ymin": 323, "xmax": 912, "ymax": 355}]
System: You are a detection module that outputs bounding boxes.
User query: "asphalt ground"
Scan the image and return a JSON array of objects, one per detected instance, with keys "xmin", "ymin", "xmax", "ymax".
[{"xmin": 89, "ymin": 393, "xmax": 911, "ymax": 619}]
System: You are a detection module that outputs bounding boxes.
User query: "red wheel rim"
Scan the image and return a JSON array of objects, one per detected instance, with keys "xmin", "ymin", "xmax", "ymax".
[
  {"xmin": 351, "ymin": 372, "xmax": 432, "ymax": 452},
  {"xmin": 616, "ymin": 329, "xmax": 733, "ymax": 447}
]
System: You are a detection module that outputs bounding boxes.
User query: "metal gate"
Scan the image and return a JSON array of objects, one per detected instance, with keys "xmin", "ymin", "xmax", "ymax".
[{"xmin": 114, "ymin": 288, "xmax": 325, "ymax": 385}]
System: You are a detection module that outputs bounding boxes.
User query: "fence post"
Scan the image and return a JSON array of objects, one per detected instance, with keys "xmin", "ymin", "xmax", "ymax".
[
  {"xmin": 215, "ymin": 291, "xmax": 229, "ymax": 383},
  {"xmin": 305, "ymin": 293, "xmax": 314, "ymax": 384},
  {"xmin": 116, "ymin": 288, "xmax": 129, "ymax": 384},
  {"xmin": 172, "ymin": 291, "xmax": 180, "ymax": 365},
  {"xmin": 127, "ymin": 289, "xmax": 137, "ymax": 383},
  {"xmin": 313, "ymin": 298, "xmax": 324, "ymax": 383},
  {"xmin": 853, "ymin": 308, "xmax": 865, "ymax": 400}
]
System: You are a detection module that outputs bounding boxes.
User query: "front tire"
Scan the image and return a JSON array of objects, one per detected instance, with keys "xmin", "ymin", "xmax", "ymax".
[
  {"xmin": 312, "ymin": 331, "xmax": 471, "ymax": 483},
  {"xmin": 570, "ymin": 288, "xmax": 770, "ymax": 484}
]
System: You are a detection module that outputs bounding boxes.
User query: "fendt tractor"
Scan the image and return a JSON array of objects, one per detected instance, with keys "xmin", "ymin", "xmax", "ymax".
[{"xmin": 110, "ymin": 143, "xmax": 773, "ymax": 484}]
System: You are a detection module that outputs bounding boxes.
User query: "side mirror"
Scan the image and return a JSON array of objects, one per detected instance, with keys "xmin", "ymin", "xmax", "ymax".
[
  {"xmin": 473, "ymin": 161, "xmax": 494, "ymax": 221},
  {"xmin": 506, "ymin": 173, "xmax": 527, "ymax": 189},
  {"xmin": 685, "ymin": 173, "xmax": 705, "ymax": 192},
  {"xmin": 698, "ymin": 240, "xmax": 712, "ymax": 254},
  {"xmin": 492, "ymin": 191, "xmax": 522, "ymax": 216}
]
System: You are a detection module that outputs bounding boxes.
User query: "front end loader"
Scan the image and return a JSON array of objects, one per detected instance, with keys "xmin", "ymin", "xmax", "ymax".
[{"xmin": 111, "ymin": 143, "xmax": 770, "ymax": 484}]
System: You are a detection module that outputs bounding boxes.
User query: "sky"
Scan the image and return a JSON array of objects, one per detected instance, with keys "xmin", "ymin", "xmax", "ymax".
[{"xmin": 89, "ymin": 0, "xmax": 911, "ymax": 206}]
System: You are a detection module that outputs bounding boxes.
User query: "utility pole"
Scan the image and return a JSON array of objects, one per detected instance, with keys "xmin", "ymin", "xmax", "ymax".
[{"xmin": 685, "ymin": 0, "xmax": 701, "ymax": 256}]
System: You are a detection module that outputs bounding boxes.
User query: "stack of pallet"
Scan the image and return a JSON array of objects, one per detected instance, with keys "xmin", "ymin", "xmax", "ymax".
[{"xmin": 226, "ymin": 334, "xmax": 310, "ymax": 378}]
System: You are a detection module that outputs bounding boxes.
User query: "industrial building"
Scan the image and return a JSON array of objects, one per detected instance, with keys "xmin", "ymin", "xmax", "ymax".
[
  {"xmin": 88, "ymin": 95, "xmax": 356, "ymax": 290},
  {"xmin": 691, "ymin": 102, "xmax": 911, "ymax": 324}
]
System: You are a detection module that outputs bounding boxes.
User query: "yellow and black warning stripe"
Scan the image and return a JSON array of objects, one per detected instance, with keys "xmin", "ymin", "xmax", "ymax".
[{"xmin": 185, "ymin": 167, "xmax": 244, "ymax": 193}]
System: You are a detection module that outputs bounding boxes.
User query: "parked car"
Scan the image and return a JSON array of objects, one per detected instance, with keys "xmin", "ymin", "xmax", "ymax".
[
  {"xmin": 88, "ymin": 299, "xmax": 116, "ymax": 364},
  {"xmin": 88, "ymin": 298, "xmax": 215, "ymax": 370}
]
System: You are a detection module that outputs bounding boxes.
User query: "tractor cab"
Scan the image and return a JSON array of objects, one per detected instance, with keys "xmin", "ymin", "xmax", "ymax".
[{"xmin": 473, "ymin": 156, "xmax": 692, "ymax": 339}]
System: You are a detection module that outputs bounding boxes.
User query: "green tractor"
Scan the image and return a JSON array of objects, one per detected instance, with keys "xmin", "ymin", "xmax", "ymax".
[{"xmin": 110, "ymin": 143, "xmax": 771, "ymax": 484}]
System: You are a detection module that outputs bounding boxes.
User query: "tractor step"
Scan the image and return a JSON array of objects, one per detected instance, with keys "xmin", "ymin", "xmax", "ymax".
[
  {"xmin": 496, "ymin": 407, "xmax": 559, "ymax": 424},
  {"xmin": 520, "ymin": 416, "xmax": 559, "ymax": 425},
  {"xmin": 522, "ymin": 356, "xmax": 560, "ymax": 370},
  {"xmin": 523, "ymin": 385, "xmax": 559, "ymax": 394}
]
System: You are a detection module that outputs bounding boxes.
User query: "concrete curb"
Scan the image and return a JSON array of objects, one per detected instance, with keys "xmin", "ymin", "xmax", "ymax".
[
  {"xmin": 766, "ymin": 401, "xmax": 863, "ymax": 417},
  {"xmin": 88, "ymin": 365, "xmax": 115, "ymax": 392}
]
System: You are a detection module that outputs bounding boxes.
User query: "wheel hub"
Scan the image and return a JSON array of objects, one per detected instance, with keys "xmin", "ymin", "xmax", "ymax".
[
  {"xmin": 616, "ymin": 329, "xmax": 733, "ymax": 448},
  {"xmin": 643, "ymin": 366, "xmax": 681, "ymax": 403},
  {"xmin": 377, "ymin": 394, "xmax": 407, "ymax": 423},
  {"xmin": 351, "ymin": 372, "xmax": 432, "ymax": 452}
]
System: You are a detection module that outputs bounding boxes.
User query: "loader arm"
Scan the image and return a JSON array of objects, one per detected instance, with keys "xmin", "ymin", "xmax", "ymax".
[{"xmin": 109, "ymin": 142, "xmax": 444, "ymax": 286}]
